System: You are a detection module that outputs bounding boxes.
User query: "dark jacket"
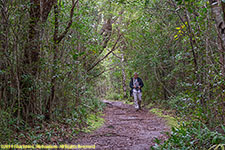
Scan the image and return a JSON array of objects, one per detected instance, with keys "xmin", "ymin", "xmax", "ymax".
[{"xmin": 129, "ymin": 77, "xmax": 144, "ymax": 96}]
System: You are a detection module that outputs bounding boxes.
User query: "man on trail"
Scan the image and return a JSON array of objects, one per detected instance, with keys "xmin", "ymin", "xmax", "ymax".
[{"xmin": 130, "ymin": 72, "xmax": 144, "ymax": 110}]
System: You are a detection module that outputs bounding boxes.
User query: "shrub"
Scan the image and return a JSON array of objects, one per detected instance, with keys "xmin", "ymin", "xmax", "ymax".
[
  {"xmin": 151, "ymin": 121, "xmax": 225, "ymax": 150},
  {"xmin": 0, "ymin": 110, "xmax": 17, "ymax": 144},
  {"xmin": 106, "ymin": 92, "xmax": 121, "ymax": 100}
]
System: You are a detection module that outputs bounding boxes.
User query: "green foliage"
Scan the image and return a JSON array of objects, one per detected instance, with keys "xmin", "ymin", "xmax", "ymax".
[
  {"xmin": 0, "ymin": 111, "xmax": 16, "ymax": 144},
  {"xmin": 124, "ymin": 100, "xmax": 134, "ymax": 105},
  {"xmin": 167, "ymin": 93, "xmax": 194, "ymax": 114},
  {"xmin": 0, "ymin": 0, "xmax": 110, "ymax": 143},
  {"xmin": 1, "ymin": 0, "xmax": 225, "ymax": 146},
  {"xmin": 106, "ymin": 92, "xmax": 122, "ymax": 100},
  {"xmin": 151, "ymin": 121, "xmax": 225, "ymax": 150},
  {"xmin": 146, "ymin": 103, "xmax": 154, "ymax": 109},
  {"xmin": 82, "ymin": 113, "xmax": 105, "ymax": 133},
  {"xmin": 150, "ymin": 108, "xmax": 179, "ymax": 128}
]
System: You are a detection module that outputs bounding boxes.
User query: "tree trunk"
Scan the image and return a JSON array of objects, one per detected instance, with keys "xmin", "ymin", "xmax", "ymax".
[
  {"xmin": 209, "ymin": 0, "xmax": 225, "ymax": 123},
  {"xmin": 20, "ymin": 0, "xmax": 41, "ymax": 121},
  {"xmin": 21, "ymin": 0, "xmax": 56, "ymax": 121},
  {"xmin": 209, "ymin": 0, "xmax": 225, "ymax": 75},
  {"xmin": 0, "ymin": 0, "xmax": 9, "ymax": 111},
  {"xmin": 121, "ymin": 54, "xmax": 128, "ymax": 98},
  {"xmin": 45, "ymin": 3, "xmax": 59, "ymax": 120},
  {"xmin": 46, "ymin": 0, "xmax": 77, "ymax": 120}
]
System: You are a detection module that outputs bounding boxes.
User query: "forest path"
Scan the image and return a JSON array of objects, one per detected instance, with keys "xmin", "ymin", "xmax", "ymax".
[{"xmin": 73, "ymin": 100, "xmax": 169, "ymax": 150}]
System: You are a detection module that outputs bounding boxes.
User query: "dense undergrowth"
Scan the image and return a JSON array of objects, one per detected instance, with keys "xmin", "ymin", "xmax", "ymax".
[
  {"xmin": 152, "ymin": 121, "xmax": 225, "ymax": 150},
  {"xmin": 0, "ymin": 97, "xmax": 105, "ymax": 145},
  {"xmin": 149, "ymin": 93, "xmax": 225, "ymax": 150}
]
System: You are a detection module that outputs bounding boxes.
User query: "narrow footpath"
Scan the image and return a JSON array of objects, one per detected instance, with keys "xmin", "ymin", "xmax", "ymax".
[{"xmin": 73, "ymin": 100, "xmax": 170, "ymax": 150}]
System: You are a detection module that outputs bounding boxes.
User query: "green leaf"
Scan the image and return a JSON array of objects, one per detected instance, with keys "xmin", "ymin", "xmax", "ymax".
[{"xmin": 73, "ymin": 54, "xmax": 79, "ymax": 60}]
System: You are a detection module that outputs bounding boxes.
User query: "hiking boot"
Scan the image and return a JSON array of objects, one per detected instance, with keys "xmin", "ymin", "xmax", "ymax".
[{"xmin": 138, "ymin": 101, "xmax": 141, "ymax": 110}]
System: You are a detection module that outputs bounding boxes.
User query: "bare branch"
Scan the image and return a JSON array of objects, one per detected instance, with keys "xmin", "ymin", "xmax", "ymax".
[
  {"xmin": 56, "ymin": 0, "xmax": 78, "ymax": 44},
  {"xmin": 87, "ymin": 67, "xmax": 115, "ymax": 82},
  {"xmin": 87, "ymin": 34, "xmax": 121, "ymax": 72},
  {"xmin": 106, "ymin": 48, "xmax": 122, "ymax": 59},
  {"xmin": 41, "ymin": 0, "xmax": 57, "ymax": 23}
]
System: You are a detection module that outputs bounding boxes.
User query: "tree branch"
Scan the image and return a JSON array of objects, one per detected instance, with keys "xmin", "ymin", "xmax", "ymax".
[
  {"xmin": 87, "ymin": 66, "xmax": 115, "ymax": 82},
  {"xmin": 107, "ymin": 48, "xmax": 122, "ymax": 59},
  {"xmin": 56, "ymin": 0, "xmax": 78, "ymax": 44},
  {"xmin": 42, "ymin": 0, "xmax": 57, "ymax": 23},
  {"xmin": 87, "ymin": 34, "xmax": 121, "ymax": 72}
]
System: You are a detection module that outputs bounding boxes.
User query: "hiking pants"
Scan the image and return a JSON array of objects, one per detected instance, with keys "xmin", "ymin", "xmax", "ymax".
[{"xmin": 133, "ymin": 91, "xmax": 142, "ymax": 109}]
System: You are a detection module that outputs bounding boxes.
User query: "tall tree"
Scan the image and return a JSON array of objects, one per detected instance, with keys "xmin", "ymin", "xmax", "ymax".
[{"xmin": 21, "ymin": 0, "xmax": 56, "ymax": 121}]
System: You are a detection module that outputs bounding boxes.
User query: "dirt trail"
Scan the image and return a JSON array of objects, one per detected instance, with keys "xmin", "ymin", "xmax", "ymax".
[{"xmin": 74, "ymin": 100, "xmax": 170, "ymax": 150}]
